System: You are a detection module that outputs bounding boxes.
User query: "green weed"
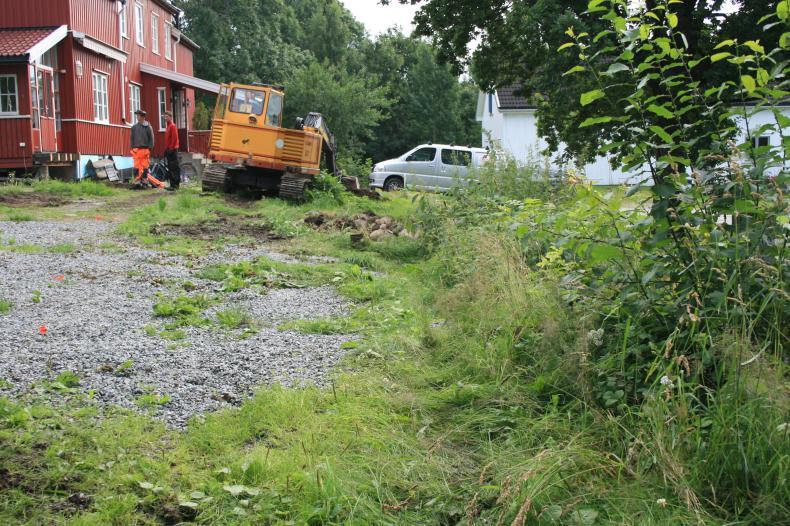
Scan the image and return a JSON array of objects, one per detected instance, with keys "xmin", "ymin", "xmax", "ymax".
[
  {"xmin": 0, "ymin": 299, "xmax": 11, "ymax": 314},
  {"xmin": 216, "ymin": 308, "xmax": 253, "ymax": 329}
]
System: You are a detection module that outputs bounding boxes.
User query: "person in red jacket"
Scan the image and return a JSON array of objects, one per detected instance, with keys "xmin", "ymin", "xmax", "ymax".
[{"xmin": 163, "ymin": 112, "xmax": 181, "ymax": 190}]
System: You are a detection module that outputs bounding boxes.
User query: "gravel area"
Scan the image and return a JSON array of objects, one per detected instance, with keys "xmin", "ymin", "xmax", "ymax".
[{"xmin": 0, "ymin": 220, "xmax": 354, "ymax": 428}]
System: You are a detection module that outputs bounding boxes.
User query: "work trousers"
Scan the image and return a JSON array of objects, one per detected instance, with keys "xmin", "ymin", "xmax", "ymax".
[{"xmin": 165, "ymin": 149, "xmax": 180, "ymax": 188}]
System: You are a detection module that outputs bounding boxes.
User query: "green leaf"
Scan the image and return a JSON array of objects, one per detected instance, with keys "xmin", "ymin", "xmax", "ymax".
[
  {"xmin": 589, "ymin": 244, "xmax": 622, "ymax": 264},
  {"xmin": 711, "ymin": 52, "xmax": 732, "ymax": 62},
  {"xmin": 646, "ymin": 104, "xmax": 674, "ymax": 119},
  {"xmin": 558, "ymin": 42, "xmax": 575, "ymax": 51},
  {"xmin": 138, "ymin": 481, "xmax": 154, "ymax": 490},
  {"xmin": 667, "ymin": 13, "xmax": 678, "ymax": 28},
  {"xmin": 756, "ymin": 68, "xmax": 770, "ymax": 86},
  {"xmin": 563, "ymin": 65, "xmax": 586, "ymax": 76},
  {"xmin": 714, "ymin": 39, "xmax": 735, "ymax": 49},
  {"xmin": 734, "ymin": 199, "xmax": 758, "ymax": 213},
  {"xmin": 781, "ymin": 32, "xmax": 790, "ymax": 49},
  {"xmin": 580, "ymin": 116, "xmax": 614, "ymax": 127},
  {"xmin": 743, "ymin": 40, "xmax": 765, "ymax": 54},
  {"xmin": 741, "ymin": 74, "xmax": 756, "ymax": 93},
  {"xmin": 778, "ymin": 0, "xmax": 789, "ymax": 21},
  {"xmin": 604, "ymin": 62, "xmax": 629, "ymax": 75},
  {"xmin": 580, "ymin": 89, "xmax": 606, "ymax": 106},
  {"xmin": 649, "ymin": 125, "xmax": 673, "ymax": 143}
]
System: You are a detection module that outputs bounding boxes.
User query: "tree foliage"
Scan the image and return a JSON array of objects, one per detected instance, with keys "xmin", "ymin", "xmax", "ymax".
[
  {"xmin": 174, "ymin": 0, "xmax": 480, "ymax": 163},
  {"xmin": 404, "ymin": 0, "xmax": 782, "ymax": 164}
]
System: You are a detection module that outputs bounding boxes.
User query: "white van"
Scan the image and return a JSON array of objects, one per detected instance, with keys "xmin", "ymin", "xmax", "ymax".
[{"xmin": 370, "ymin": 144, "xmax": 488, "ymax": 192}]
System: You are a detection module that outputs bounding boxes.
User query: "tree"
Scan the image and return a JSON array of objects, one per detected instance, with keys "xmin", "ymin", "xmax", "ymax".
[
  {"xmin": 399, "ymin": 0, "xmax": 781, "ymax": 165},
  {"xmin": 282, "ymin": 61, "xmax": 391, "ymax": 156}
]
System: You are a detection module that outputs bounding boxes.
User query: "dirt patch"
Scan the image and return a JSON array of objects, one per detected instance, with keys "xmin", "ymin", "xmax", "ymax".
[
  {"xmin": 150, "ymin": 216, "xmax": 285, "ymax": 241},
  {"xmin": 0, "ymin": 193, "xmax": 69, "ymax": 207},
  {"xmin": 304, "ymin": 211, "xmax": 416, "ymax": 241}
]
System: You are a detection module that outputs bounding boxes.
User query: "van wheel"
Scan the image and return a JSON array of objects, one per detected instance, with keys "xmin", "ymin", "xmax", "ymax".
[{"xmin": 384, "ymin": 176, "xmax": 404, "ymax": 192}]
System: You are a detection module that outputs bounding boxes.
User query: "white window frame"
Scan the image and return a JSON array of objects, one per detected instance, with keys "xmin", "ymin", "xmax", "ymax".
[
  {"xmin": 157, "ymin": 87, "xmax": 167, "ymax": 131},
  {"xmin": 120, "ymin": 3, "xmax": 128, "ymax": 39},
  {"xmin": 129, "ymin": 83, "xmax": 141, "ymax": 121},
  {"xmin": 0, "ymin": 74, "xmax": 19, "ymax": 116},
  {"xmin": 164, "ymin": 22, "xmax": 172, "ymax": 61},
  {"xmin": 134, "ymin": 2, "xmax": 145, "ymax": 47},
  {"xmin": 92, "ymin": 71, "xmax": 109, "ymax": 124},
  {"xmin": 151, "ymin": 12, "xmax": 160, "ymax": 55}
]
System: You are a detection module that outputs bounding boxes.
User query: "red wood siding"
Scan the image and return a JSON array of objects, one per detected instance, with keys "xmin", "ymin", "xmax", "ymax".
[
  {"xmin": 0, "ymin": 119, "xmax": 33, "ymax": 168},
  {"xmin": 0, "ymin": 64, "xmax": 33, "ymax": 167},
  {"xmin": 0, "ymin": 0, "xmax": 69, "ymax": 29}
]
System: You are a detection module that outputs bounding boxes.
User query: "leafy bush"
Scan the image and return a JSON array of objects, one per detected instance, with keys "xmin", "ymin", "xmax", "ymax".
[{"xmin": 307, "ymin": 171, "xmax": 346, "ymax": 204}]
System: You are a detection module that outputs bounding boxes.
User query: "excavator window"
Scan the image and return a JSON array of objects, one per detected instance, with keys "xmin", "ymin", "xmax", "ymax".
[
  {"xmin": 215, "ymin": 86, "xmax": 229, "ymax": 119},
  {"xmin": 266, "ymin": 92, "xmax": 283, "ymax": 127},
  {"xmin": 229, "ymin": 88, "xmax": 266, "ymax": 115}
]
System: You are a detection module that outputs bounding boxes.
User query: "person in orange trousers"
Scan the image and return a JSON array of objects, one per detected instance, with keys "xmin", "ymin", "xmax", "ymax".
[{"xmin": 130, "ymin": 109, "xmax": 164, "ymax": 188}]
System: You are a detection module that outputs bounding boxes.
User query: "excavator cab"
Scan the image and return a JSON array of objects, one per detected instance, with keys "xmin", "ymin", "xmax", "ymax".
[{"xmin": 204, "ymin": 82, "xmax": 336, "ymax": 198}]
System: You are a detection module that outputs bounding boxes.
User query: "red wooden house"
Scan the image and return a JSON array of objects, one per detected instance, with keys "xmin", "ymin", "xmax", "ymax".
[{"xmin": 0, "ymin": 0, "xmax": 218, "ymax": 178}]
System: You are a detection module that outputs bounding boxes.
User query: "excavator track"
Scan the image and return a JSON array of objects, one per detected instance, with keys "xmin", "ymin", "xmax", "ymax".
[
  {"xmin": 201, "ymin": 163, "xmax": 231, "ymax": 193},
  {"xmin": 279, "ymin": 174, "xmax": 312, "ymax": 200}
]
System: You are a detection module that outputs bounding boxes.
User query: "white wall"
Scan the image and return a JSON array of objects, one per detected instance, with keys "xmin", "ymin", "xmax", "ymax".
[
  {"xmin": 480, "ymin": 102, "xmax": 634, "ymax": 185},
  {"xmin": 478, "ymin": 92, "xmax": 789, "ymax": 185}
]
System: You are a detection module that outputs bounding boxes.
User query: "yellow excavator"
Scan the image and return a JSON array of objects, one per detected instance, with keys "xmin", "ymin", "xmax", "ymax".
[{"xmin": 202, "ymin": 82, "xmax": 348, "ymax": 199}]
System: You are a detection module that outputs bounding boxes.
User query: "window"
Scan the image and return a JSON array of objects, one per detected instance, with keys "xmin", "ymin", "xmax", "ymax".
[
  {"xmin": 134, "ymin": 2, "xmax": 144, "ymax": 46},
  {"xmin": 164, "ymin": 23, "xmax": 172, "ymax": 60},
  {"xmin": 0, "ymin": 75, "xmax": 18, "ymax": 115},
  {"xmin": 405, "ymin": 147, "xmax": 436, "ymax": 162},
  {"xmin": 157, "ymin": 87, "xmax": 167, "ymax": 130},
  {"xmin": 151, "ymin": 13, "xmax": 160, "ymax": 54},
  {"xmin": 441, "ymin": 148, "xmax": 471, "ymax": 166},
  {"xmin": 215, "ymin": 86, "xmax": 229, "ymax": 119},
  {"xmin": 92, "ymin": 72, "xmax": 109, "ymax": 123},
  {"xmin": 265, "ymin": 92, "xmax": 282, "ymax": 126},
  {"xmin": 229, "ymin": 88, "xmax": 265, "ymax": 115},
  {"xmin": 29, "ymin": 68, "xmax": 39, "ymax": 129},
  {"xmin": 129, "ymin": 83, "xmax": 141, "ymax": 120},
  {"xmin": 120, "ymin": 3, "xmax": 128, "ymax": 39},
  {"xmin": 752, "ymin": 135, "xmax": 770, "ymax": 148}
]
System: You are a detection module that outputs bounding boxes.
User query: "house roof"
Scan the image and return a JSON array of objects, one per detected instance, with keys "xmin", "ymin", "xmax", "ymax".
[
  {"xmin": 496, "ymin": 84, "xmax": 536, "ymax": 110},
  {"xmin": 0, "ymin": 26, "xmax": 67, "ymax": 62}
]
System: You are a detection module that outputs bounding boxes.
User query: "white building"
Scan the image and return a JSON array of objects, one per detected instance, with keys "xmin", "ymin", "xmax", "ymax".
[{"xmin": 476, "ymin": 85, "xmax": 788, "ymax": 185}]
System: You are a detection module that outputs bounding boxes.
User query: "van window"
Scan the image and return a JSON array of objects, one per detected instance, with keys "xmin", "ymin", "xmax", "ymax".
[
  {"xmin": 229, "ymin": 88, "xmax": 265, "ymax": 115},
  {"xmin": 441, "ymin": 149, "xmax": 471, "ymax": 166},
  {"xmin": 405, "ymin": 147, "xmax": 436, "ymax": 162}
]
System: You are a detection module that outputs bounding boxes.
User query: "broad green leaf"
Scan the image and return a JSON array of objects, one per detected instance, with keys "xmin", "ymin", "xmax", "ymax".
[
  {"xmin": 756, "ymin": 68, "xmax": 770, "ymax": 86},
  {"xmin": 647, "ymin": 104, "xmax": 674, "ymax": 119},
  {"xmin": 589, "ymin": 244, "xmax": 622, "ymax": 264},
  {"xmin": 714, "ymin": 39, "xmax": 735, "ymax": 49},
  {"xmin": 711, "ymin": 52, "xmax": 731, "ymax": 62},
  {"xmin": 580, "ymin": 89, "xmax": 606, "ymax": 106},
  {"xmin": 613, "ymin": 16, "xmax": 626, "ymax": 31},
  {"xmin": 741, "ymin": 74, "xmax": 756, "ymax": 93},
  {"xmin": 558, "ymin": 42, "xmax": 575, "ymax": 51},
  {"xmin": 743, "ymin": 40, "xmax": 765, "ymax": 54},
  {"xmin": 649, "ymin": 125, "xmax": 673, "ymax": 143},
  {"xmin": 138, "ymin": 481, "xmax": 154, "ymax": 490},
  {"xmin": 778, "ymin": 0, "xmax": 789, "ymax": 21},
  {"xmin": 605, "ymin": 62, "xmax": 629, "ymax": 75},
  {"xmin": 667, "ymin": 13, "xmax": 678, "ymax": 28},
  {"xmin": 563, "ymin": 65, "xmax": 586, "ymax": 76},
  {"xmin": 781, "ymin": 32, "xmax": 790, "ymax": 49},
  {"xmin": 734, "ymin": 199, "xmax": 758, "ymax": 213},
  {"xmin": 580, "ymin": 116, "xmax": 614, "ymax": 127}
]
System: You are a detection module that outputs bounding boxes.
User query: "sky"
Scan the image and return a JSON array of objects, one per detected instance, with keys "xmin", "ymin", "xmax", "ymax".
[{"xmin": 340, "ymin": 0, "xmax": 420, "ymax": 36}]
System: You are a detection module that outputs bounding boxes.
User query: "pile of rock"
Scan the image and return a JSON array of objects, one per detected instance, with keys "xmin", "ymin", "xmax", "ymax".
[{"xmin": 303, "ymin": 211, "xmax": 417, "ymax": 241}]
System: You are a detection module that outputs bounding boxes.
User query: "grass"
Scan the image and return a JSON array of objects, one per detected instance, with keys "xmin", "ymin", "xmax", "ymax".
[
  {"xmin": 1, "ymin": 186, "xmax": 783, "ymax": 525},
  {"xmin": 0, "ymin": 299, "xmax": 11, "ymax": 314}
]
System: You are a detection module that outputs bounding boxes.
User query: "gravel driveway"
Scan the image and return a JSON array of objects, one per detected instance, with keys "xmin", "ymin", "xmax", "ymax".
[{"xmin": 0, "ymin": 220, "xmax": 354, "ymax": 428}]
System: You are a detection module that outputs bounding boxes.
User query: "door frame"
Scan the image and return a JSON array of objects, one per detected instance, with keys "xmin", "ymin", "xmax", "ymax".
[{"xmin": 33, "ymin": 64, "xmax": 57, "ymax": 153}]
